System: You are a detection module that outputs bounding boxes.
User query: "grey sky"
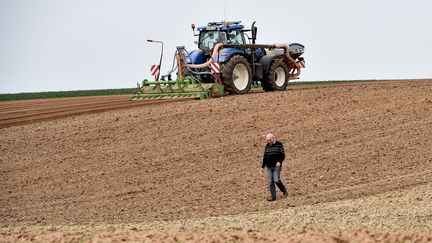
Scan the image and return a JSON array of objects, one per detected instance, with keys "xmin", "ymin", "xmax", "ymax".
[{"xmin": 1, "ymin": 0, "xmax": 431, "ymax": 93}]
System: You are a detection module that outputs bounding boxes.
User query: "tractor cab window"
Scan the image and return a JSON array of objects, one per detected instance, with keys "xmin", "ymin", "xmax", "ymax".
[
  {"xmin": 227, "ymin": 29, "xmax": 245, "ymax": 45},
  {"xmin": 199, "ymin": 29, "xmax": 245, "ymax": 51},
  {"xmin": 199, "ymin": 31, "xmax": 227, "ymax": 52}
]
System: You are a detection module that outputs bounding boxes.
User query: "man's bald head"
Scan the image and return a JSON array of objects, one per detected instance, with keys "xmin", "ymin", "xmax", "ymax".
[{"xmin": 266, "ymin": 133, "xmax": 276, "ymax": 144}]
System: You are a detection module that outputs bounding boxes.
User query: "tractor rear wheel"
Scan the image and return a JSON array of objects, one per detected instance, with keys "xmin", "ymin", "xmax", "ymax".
[
  {"xmin": 220, "ymin": 55, "xmax": 252, "ymax": 94},
  {"xmin": 262, "ymin": 61, "xmax": 289, "ymax": 92}
]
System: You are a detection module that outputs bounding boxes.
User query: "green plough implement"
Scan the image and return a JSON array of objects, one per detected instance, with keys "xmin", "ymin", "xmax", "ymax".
[{"xmin": 132, "ymin": 76, "xmax": 224, "ymax": 100}]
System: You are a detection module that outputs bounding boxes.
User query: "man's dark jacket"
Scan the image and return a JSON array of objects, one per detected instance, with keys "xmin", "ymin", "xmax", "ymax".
[{"xmin": 262, "ymin": 141, "xmax": 285, "ymax": 168}]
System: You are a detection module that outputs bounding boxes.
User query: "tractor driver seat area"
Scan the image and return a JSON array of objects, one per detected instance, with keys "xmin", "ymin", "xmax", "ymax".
[{"xmin": 217, "ymin": 32, "xmax": 227, "ymax": 43}]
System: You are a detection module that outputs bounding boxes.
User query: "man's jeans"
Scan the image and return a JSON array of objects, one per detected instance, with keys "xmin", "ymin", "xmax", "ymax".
[{"xmin": 266, "ymin": 166, "xmax": 287, "ymax": 199}]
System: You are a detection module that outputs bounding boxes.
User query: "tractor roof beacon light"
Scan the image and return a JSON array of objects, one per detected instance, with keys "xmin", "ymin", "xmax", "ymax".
[{"xmin": 147, "ymin": 39, "xmax": 164, "ymax": 81}]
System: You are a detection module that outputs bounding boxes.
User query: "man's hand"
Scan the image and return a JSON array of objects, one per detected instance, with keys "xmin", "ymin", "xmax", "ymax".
[{"xmin": 276, "ymin": 162, "xmax": 282, "ymax": 168}]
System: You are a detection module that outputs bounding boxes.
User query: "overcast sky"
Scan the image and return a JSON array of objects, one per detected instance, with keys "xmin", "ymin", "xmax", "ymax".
[{"xmin": 1, "ymin": 0, "xmax": 431, "ymax": 93}]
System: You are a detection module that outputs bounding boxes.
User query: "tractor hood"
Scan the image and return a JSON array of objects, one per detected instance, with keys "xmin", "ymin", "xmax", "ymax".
[
  {"xmin": 213, "ymin": 48, "xmax": 244, "ymax": 63},
  {"xmin": 188, "ymin": 48, "xmax": 243, "ymax": 64},
  {"xmin": 188, "ymin": 47, "xmax": 266, "ymax": 64},
  {"xmin": 188, "ymin": 49, "xmax": 205, "ymax": 64}
]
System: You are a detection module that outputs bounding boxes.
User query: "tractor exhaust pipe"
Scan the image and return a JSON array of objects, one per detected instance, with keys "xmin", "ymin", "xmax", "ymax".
[{"xmin": 251, "ymin": 21, "xmax": 257, "ymax": 44}]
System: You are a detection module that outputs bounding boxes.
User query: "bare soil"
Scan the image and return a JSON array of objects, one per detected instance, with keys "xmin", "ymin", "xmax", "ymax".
[
  {"xmin": 0, "ymin": 95, "xmax": 185, "ymax": 129},
  {"xmin": 1, "ymin": 80, "xmax": 432, "ymax": 242}
]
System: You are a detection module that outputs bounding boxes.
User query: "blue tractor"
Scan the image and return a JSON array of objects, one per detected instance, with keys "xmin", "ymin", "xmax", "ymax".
[
  {"xmin": 134, "ymin": 21, "xmax": 305, "ymax": 100},
  {"xmin": 186, "ymin": 21, "xmax": 305, "ymax": 94}
]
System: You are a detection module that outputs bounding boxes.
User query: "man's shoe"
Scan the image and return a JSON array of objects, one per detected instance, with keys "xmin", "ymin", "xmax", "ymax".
[
  {"xmin": 267, "ymin": 197, "xmax": 276, "ymax": 201},
  {"xmin": 283, "ymin": 192, "xmax": 288, "ymax": 198}
]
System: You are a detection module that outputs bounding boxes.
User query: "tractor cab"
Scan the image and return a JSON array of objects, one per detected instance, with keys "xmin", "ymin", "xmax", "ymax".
[
  {"xmin": 189, "ymin": 21, "xmax": 264, "ymax": 65},
  {"xmin": 196, "ymin": 22, "xmax": 246, "ymax": 53}
]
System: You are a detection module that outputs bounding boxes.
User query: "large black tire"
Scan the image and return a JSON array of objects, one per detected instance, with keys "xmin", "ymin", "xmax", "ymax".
[
  {"xmin": 220, "ymin": 55, "xmax": 252, "ymax": 94},
  {"xmin": 262, "ymin": 61, "xmax": 289, "ymax": 92}
]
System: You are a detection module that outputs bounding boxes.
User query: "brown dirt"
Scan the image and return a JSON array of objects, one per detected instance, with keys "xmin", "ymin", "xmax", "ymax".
[
  {"xmin": 0, "ymin": 95, "xmax": 186, "ymax": 129},
  {"xmin": 0, "ymin": 80, "xmax": 408, "ymax": 129},
  {"xmin": 1, "ymin": 80, "xmax": 432, "ymax": 242}
]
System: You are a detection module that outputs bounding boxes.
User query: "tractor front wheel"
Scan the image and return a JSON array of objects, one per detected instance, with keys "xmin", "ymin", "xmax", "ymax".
[
  {"xmin": 262, "ymin": 61, "xmax": 289, "ymax": 92},
  {"xmin": 220, "ymin": 55, "xmax": 252, "ymax": 94}
]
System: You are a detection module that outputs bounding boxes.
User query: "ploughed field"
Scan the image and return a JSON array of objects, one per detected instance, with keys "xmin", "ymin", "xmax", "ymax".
[
  {"xmin": 0, "ymin": 95, "xmax": 185, "ymax": 129},
  {"xmin": 1, "ymin": 80, "xmax": 432, "ymax": 242}
]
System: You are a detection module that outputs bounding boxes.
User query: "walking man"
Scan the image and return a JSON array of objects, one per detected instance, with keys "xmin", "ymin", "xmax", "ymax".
[{"xmin": 262, "ymin": 133, "xmax": 288, "ymax": 201}]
